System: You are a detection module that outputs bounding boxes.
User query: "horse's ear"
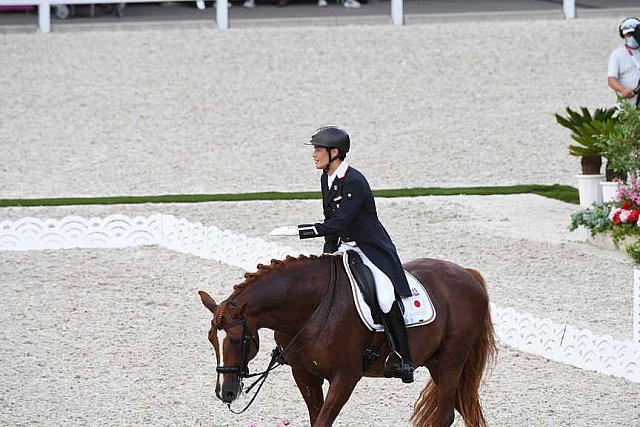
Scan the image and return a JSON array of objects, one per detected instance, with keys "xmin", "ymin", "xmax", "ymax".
[{"xmin": 198, "ymin": 290, "xmax": 218, "ymax": 314}]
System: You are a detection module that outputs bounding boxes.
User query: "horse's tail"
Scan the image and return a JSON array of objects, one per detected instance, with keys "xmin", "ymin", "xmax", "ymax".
[
  {"xmin": 455, "ymin": 268, "xmax": 497, "ymax": 427},
  {"xmin": 411, "ymin": 268, "xmax": 496, "ymax": 427}
]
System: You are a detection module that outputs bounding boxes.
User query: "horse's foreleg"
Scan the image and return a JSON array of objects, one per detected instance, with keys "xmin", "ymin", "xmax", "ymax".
[
  {"xmin": 291, "ymin": 367, "xmax": 325, "ymax": 425},
  {"xmin": 312, "ymin": 374, "xmax": 359, "ymax": 427}
]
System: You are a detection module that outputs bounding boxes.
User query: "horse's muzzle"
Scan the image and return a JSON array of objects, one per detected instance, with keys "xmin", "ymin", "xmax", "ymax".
[
  {"xmin": 221, "ymin": 389, "xmax": 237, "ymax": 404},
  {"xmin": 217, "ymin": 376, "xmax": 241, "ymax": 404}
]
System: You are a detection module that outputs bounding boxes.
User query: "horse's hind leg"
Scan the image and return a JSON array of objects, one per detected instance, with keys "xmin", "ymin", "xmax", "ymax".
[
  {"xmin": 291, "ymin": 367, "xmax": 325, "ymax": 425},
  {"xmin": 423, "ymin": 349, "xmax": 466, "ymax": 427}
]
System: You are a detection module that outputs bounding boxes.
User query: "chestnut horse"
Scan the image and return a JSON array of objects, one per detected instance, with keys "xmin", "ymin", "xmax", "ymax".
[{"xmin": 199, "ymin": 254, "xmax": 496, "ymax": 427}]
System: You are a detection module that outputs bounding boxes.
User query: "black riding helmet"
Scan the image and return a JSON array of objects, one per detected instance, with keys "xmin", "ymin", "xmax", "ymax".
[
  {"xmin": 307, "ymin": 126, "xmax": 350, "ymax": 154},
  {"xmin": 305, "ymin": 126, "xmax": 350, "ymax": 172}
]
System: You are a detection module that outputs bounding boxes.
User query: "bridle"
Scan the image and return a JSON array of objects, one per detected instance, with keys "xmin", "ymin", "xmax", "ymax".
[
  {"xmin": 214, "ymin": 256, "xmax": 339, "ymax": 414},
  {"xmin": 214, "ymin": 307, "xmax": 258, "ymax": 379}
]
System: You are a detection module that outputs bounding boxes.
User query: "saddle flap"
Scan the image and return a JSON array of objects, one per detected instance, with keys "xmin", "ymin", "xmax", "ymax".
[{"xmin": 346, "ymin": 250, "xmax": 383, "ymax": 324}]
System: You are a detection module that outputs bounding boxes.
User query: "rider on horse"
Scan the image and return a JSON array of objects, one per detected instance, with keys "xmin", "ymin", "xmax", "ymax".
[{"xmin": 297, "ymin": 126, "xmax": 414, "ymax": 383}]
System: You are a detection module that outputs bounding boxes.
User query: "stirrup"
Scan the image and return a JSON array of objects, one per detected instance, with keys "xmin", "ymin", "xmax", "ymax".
[
  {"xmin": 384, "ymin": 363, "xmax": 414, "ymax": 383},
  {"xmin": 383, "ymin": 353, "xmax": 414, "ymax": 383}
]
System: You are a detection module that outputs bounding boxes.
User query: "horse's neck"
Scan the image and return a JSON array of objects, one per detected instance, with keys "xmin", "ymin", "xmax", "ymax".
[{"xmin": 240, "ymin": 260, "xmax": 331, "ymax": 334}]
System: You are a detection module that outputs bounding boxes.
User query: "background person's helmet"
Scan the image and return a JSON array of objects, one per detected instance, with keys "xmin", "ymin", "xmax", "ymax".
[
  {"xmin": 619, "ymin": 17, "xmax": 640, "ymax": 38},
  {"xmin": 307, "ymin": 126, "xmax": 350, "ymax": 155}
]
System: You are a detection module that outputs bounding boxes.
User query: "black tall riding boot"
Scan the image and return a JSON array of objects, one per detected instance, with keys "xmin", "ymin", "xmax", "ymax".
[{"xmin": 382, "ymin": 300, "xmax": 414, "ymax": 383}]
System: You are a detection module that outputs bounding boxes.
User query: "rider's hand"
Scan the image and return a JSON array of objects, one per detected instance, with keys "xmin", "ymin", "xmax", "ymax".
[{"xmin": 622, "ymin": 87, "xmax": 637, "ymax": 98}]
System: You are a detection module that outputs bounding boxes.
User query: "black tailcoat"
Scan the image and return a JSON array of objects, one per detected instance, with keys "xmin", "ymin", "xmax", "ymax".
[{"xmin": 299, "ymin": 166, "xmax": 411, "ymax": 298}]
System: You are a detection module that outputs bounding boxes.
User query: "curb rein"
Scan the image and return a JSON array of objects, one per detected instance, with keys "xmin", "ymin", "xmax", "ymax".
[{"xmin": 219, "ymin": 256, "xmax": 339, "ymax": 414}]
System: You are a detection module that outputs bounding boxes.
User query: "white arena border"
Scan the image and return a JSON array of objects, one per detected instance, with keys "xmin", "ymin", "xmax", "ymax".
[{"xmin": 1, "ymin": 213, "xmax": 638, "ymax": 383}]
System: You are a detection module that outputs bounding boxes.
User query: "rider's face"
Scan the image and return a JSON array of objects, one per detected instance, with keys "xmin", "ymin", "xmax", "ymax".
[{"xmin": 312, "ymin": 146, "xmax": 329, "ymax": 170}]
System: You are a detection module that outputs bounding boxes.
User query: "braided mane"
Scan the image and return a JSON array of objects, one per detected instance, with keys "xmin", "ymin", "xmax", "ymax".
[
  {"xmin": 214, "ymin": 303, "xmax": 227, "ymax": 326},
  {"xmin": 212, "ymin": 254, "xmax": 335, "ymax": 327},
  {"xmin": 229, "ymin": 254, "xmax": 334, "ymax": 299}
]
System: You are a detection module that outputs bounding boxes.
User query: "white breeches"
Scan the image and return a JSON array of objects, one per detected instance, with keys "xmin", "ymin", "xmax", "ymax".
[{"xmin": 337, "ymin": 243, "xmax": 395, "ymax": 313}]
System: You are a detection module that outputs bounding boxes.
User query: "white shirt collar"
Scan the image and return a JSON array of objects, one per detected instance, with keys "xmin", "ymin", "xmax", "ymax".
[{"xmin": 327, "ymin": 160, "xmax": 349, "ymax": 189}]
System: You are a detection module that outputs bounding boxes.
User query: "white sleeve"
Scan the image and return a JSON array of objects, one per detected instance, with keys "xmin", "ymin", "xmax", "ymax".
[{"xmin": 608, "ymin": 50, "xmax": 620, "ymax": 78}]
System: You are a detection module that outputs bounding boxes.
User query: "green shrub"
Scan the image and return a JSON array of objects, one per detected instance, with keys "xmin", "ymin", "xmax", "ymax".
[
  {"xmin": 596, "ymin": 97, "xmax": 640, "ymax": 178},
  {"xmin": 626, "ymin": 240, "xmax": 640, "ymax": 266},
  {"xmin": 569, "ymin": 203, "xmax": 612, "ymax": 236}
]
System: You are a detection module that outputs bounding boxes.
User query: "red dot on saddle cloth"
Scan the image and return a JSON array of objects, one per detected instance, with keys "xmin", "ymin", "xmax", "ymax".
[{"xmin": 414, "ymin": 300, "xmax": 421, "ymax": 307}]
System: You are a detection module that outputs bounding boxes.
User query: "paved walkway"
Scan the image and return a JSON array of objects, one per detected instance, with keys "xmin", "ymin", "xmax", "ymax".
[{"xmin": 1, "ymin": 0, "xmax": 639, "ymax": 32}]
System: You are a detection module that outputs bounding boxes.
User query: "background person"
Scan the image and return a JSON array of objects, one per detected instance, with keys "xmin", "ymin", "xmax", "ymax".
[{"xmin": 608, "ymin": 17, "xmax": 640, "ymax": 106}]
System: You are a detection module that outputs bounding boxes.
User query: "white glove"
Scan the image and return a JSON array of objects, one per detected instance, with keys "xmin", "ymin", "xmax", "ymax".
[{"xmin": 269, "ymin": 226, "xmax": 299, "ymax": 236}]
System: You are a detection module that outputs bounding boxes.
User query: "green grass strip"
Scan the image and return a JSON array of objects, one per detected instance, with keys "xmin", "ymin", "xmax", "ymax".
[
  {"xmin": 374, "ymin": 184, "xmax": 579, "ymax": 204},
  {"xmin": 0, "ymin": 184, "xmax": 578, "ymax": 208}
]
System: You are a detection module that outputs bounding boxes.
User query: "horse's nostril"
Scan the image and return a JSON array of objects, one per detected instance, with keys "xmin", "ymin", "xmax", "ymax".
[{"xmin": 224, "ymin": 391, "xmax": 235, "ymax": 402}]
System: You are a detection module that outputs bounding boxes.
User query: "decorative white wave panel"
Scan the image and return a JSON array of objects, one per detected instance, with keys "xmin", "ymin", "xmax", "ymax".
[
  {"xmin": 491, "ymin": 305, "xmax": 640, "ymax": 382},
  {"xmin": 0, "ymin": 214, "xmax": 638, "ymax": 382},
  {"xmin": 161, "ymin": 215, "xmax": 305, "ymax": 271},
  {"xmin": 0, "ymin": 214, "xmax": 302, "ymax": 270},
  {"xmin": 0, "ymin": 214, "xmax": 163, "ymax": 250}
]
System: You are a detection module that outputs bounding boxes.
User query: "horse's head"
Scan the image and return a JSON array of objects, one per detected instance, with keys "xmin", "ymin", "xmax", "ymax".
[{"xmin": 198, "ymin": 290, "xmax": 260, "ymax": 405}]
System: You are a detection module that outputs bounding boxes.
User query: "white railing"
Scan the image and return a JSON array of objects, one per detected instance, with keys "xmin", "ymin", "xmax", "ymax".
[
  {"xmin": 1, "ymin": 213, "xmax": 638, "ymax": 382},
  {"xmin": 0, "ymin": 0, "xmax": 580, "ymax": 33},
  {"xmin": 0, "ymin": 0, "xmax": 229, "ymax": 32},
  {"xmin": 563, "ymin": 0, "xmax": 575, "ymax": 19}
]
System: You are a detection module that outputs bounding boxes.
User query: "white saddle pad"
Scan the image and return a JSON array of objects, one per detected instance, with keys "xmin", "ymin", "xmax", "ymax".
[{"xmin": 341, "ymin": 253, "xmax": 436, "ymax": 331}]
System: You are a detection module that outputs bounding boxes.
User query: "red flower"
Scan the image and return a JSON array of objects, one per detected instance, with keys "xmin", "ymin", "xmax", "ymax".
[
  {"xmin": 630, "ymin": 209, "xmax": 640, "ymax": 223},
  {"xmin": 613, "ymin": 211, "xmax": 622, "ymax": 225},
  {"xmin": 622, "ymin": 200, "xmax": 633, "ymax": 210}
]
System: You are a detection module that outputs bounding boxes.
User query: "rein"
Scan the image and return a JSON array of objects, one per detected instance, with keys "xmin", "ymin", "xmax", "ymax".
[{"xmin": 220, "ymin": 256, "xmax": 339, "ymax": 414}]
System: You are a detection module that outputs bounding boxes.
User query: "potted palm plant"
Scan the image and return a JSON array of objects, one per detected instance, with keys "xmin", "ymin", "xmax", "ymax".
[{"xmin": 555, "ymin": 106, "xmax": 617, "ymax": 207}]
